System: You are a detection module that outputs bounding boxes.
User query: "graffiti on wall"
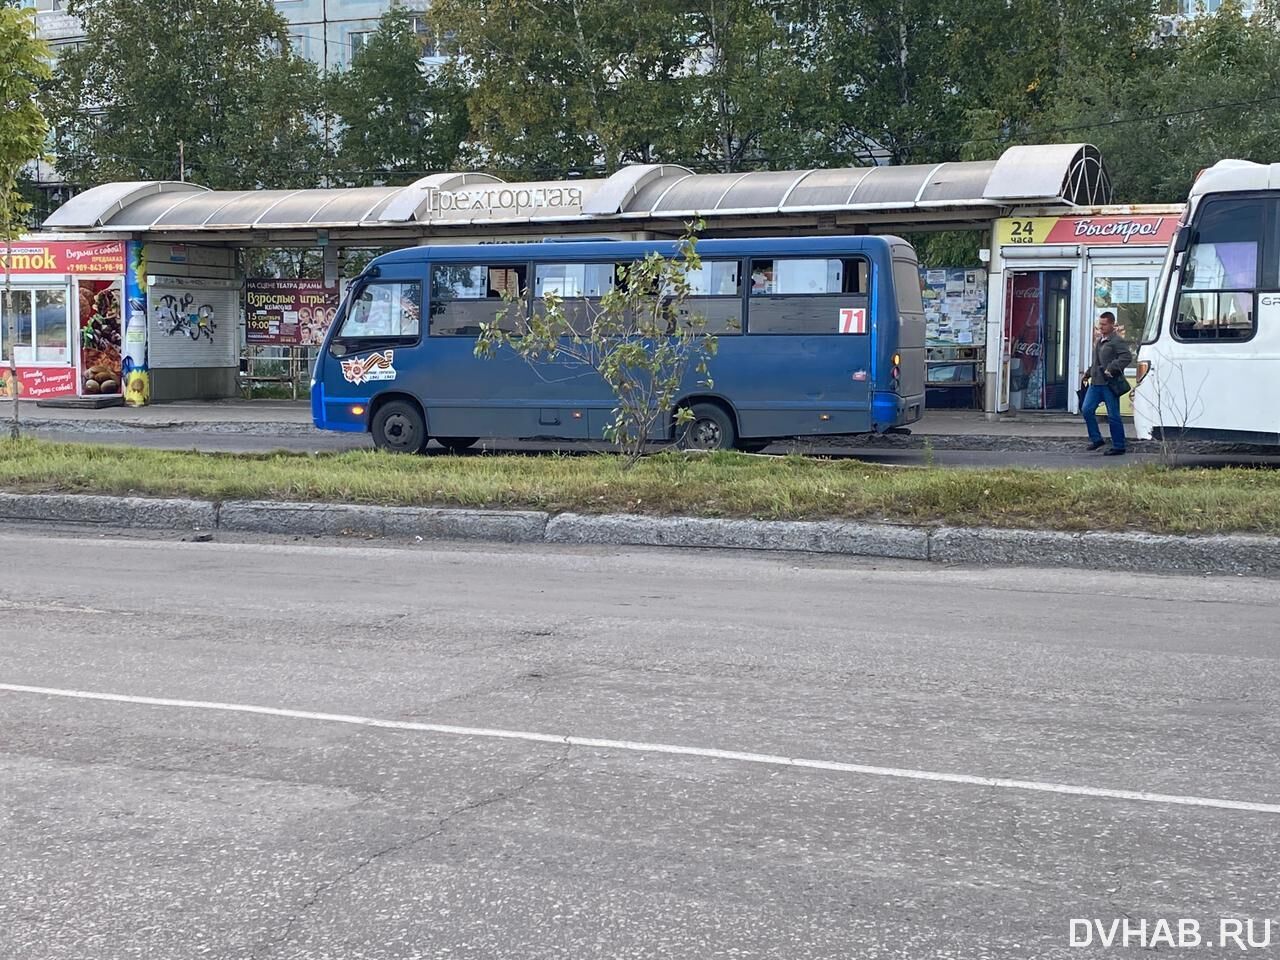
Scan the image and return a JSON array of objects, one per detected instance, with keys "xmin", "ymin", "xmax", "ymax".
[{"xmin": 153, "ymin": 293, "xmax": 217, "ymax": 342}]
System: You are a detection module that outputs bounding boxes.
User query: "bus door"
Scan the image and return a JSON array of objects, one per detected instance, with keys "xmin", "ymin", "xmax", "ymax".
[{"xmin": 317, "ymin": 269, "xmax": 424, "ymax": 432}]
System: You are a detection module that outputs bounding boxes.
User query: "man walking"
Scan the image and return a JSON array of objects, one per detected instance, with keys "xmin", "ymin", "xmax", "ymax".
[{"xmin": 1082, "ymin": 311, "xmax": 1133, "ymax": 455}]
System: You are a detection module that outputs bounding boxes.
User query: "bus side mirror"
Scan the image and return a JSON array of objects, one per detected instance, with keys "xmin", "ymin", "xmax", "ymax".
[{"xmin": 1173, "ymin": 225, "xmax": 1193, "ymax": 254}]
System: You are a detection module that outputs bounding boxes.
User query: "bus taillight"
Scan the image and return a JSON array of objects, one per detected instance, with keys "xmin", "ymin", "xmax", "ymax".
[{"xmin": 1136, "ymin": 360, "xmax": 1151, "ymax": 385}]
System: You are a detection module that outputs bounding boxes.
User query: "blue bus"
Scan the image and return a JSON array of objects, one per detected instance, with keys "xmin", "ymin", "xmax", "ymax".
[{"xmin": 311, "ymin": 235, "xmax": 925, "ymax": 453}]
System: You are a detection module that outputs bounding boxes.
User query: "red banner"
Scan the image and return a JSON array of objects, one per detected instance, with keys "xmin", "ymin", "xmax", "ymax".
[
  {"xmin": 0, "ymin": 366, "xmax": 78, "ymax": 400},
  {"xmin": 0, "ymin": 241, "xmax": 127, "ymax": 275},
  {"xmin": 1044, "ymin": 216, "xmax": 1180, "ymax": 246}
]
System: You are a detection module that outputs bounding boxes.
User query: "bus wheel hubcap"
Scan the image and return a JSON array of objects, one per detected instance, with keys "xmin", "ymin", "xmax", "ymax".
[
  {"xmin": 691, "ymin": 419, "xmax": 721, "ymax": 448},
  {"xmin": 386, "ymin": 415, "xmax": 413, "ymax": 446}
]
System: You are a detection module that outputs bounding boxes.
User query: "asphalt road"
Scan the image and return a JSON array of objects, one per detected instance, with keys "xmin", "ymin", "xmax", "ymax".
[
  {"xmin": 27, "ymin": 426, "xmax": 1280, "ymax": 468},
  {"xmin": 1, "ymin": 529, "xmax": 1278, "ymax": 959}
]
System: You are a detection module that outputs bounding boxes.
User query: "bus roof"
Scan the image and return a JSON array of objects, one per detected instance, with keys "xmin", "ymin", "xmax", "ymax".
[
  {"xmin": 1191, "ymin": 159, "xmax": 1280, "ymax": 198},
  {"xmin": 372, "ymin": 234, "xmax": 910, "ymax": 268}
]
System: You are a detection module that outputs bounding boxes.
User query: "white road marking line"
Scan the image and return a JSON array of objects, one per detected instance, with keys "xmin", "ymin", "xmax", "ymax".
[{"xmin": 3, "ymin": 682, "xmax": 1279, "ymax": 816}]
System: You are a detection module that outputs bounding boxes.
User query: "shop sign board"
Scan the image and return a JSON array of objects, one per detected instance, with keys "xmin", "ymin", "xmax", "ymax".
[
  {"xmin": 0, "ymin": 240, "xmax": 127, "ymax": 275},
  {"xmin": 0, "ymin": 366, "xmax": 78, "ymax": 400},
  {"xmin": 996, "ymin": 215, "xmax": 1180, "ymax": 248}
]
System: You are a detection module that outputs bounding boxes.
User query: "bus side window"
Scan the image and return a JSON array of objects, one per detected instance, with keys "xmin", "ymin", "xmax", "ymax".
[
  {"xmin": 533, "ymin": 262, "xmax": 615, "ymax": 335},
  {"xmin": 430, "ymin": 264, "xmax": 527, "ymax": 336},
  {"xmin": 747, "ymin": 258, "xmax": 870, "ymax": 334}
]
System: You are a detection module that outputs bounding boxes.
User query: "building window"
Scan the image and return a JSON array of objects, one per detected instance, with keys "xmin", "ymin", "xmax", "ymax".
[{"xmin": 409, "ymin": 16, "xmax": 459, "ymax": 57}]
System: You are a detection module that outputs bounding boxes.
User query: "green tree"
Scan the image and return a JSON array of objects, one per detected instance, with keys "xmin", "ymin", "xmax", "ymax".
[
  {"xmin": 0, "ymin": 4, "xmax": 51, "ymax": 438},
  {"xmin": 475, "ymin": 228, "xmax": 721, "ymax": 465},
  {"xmin": 955, "ymin": 0, "xmax": 1160, "ymax": 163},
  {"xmin": 46, "ymin": 0, "xmax": 327, "ymax": 190},
  {"xmin": 327, "ymin": 8, "xmax": 470, "ymax": 185},
  {"xmin": 679, "ymin": 0, "xmax": 826, "ymax": 171},
  {"xmin": 431, "ymin": 0, "xmax": 696, "ymax": 176},
  {"xmin": 1039, "ymin": 2, "xmax": 1280, "ymax": 202}
]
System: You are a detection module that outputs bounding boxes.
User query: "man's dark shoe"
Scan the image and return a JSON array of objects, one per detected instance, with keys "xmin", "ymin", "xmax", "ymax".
[
  {"xmin": 1103, "ymin": 447, "xmax": 1127, "ymax": 456},
  {"xmin": 1087, "ymin": 440, "xmax": 1105, "ymax": 450}
]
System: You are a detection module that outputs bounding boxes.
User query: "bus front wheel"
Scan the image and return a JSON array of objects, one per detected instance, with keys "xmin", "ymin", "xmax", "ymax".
[
  {"xmin": 371, "ymin": 400, "xmax": 428, "ymax": 454},
  {"xmin": 678, "ymin": 403, "xmax": 736, "ymax": 451}
]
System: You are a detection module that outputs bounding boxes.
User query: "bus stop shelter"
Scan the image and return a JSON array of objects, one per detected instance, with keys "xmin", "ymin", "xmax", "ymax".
[{"xmin": 35, "ymin": 144, "xmax": 1117, "ymax": 408}]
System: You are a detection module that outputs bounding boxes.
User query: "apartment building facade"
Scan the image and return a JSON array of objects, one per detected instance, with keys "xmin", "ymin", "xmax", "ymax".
[{"xmin": 24, "ymin": 0, "xmax": 435, "ymax": 70}]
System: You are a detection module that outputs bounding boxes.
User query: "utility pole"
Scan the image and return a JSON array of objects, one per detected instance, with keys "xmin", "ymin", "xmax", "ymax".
[{"xmin": 178, "ymin": 141, "xmax": 185, "ymax": 182}]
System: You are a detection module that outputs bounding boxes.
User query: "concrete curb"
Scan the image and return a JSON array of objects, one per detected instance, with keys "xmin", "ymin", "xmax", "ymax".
[
  {"xmin": 24, "ymin": 417, "xmax": 318, "ymax": 437},
  {"xmin": 0, "ymin": 492, "xmax": 218, "ymax": 530},
  {"xmin": 2, "ymin": 492, "xmax": 1277, "ymax": 577},
  {"xmin": 545, "ymin": 513, "xmax": 929, "ymax": 559}
]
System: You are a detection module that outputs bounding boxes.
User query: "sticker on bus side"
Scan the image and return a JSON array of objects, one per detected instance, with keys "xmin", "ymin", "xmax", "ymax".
[
  {"xmin": 838, "ymin": 308, "xmax": 867, "ymax": 334},
  {"xmin": 341, "ymin": 350, "xmax": 397, "ymax": 385}
]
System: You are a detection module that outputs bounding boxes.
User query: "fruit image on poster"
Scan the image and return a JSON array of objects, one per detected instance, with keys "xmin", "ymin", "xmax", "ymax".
[{"xmin": 78, "ymin": 279, "xmax": 123, "ymax": 395}]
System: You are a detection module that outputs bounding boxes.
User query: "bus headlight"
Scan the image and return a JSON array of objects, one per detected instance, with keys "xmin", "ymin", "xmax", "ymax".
[{"xmin": 1136, "ymin": 360, "xmax": 1150, "ymax": 385}]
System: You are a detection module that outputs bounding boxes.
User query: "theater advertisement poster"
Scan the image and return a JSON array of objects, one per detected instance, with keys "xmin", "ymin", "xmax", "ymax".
[{"xmin": 245, "ymin": 279, "xmax": 340, "ymax": 346}]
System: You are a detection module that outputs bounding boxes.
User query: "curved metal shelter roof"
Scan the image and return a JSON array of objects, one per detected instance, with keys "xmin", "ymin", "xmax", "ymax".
[{"xmin": 43, "ymin": 144, "xmax": 1111, "ymax": 245}]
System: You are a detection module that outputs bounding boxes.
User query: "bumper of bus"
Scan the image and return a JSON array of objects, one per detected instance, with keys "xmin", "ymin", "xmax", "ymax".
[
  {"xmin": 311, "ymin": 383, "xmax": 370, "ymax": 433},
  {"xmin": 871, "ymin": 391, "xmax": 924, "ymax": 433}
]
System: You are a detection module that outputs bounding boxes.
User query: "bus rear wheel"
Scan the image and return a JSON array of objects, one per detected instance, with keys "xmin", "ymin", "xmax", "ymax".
[
  {"xmin": 371, "ymin": 400, "xmax": 428, "ymax": 454},
  {"xmin": 436, "ymin": 437, "xmax": 478, "ymax": 453},
  {"xmin": 677, "ymin": 403, "xmax": 736, "ymax": 451}
]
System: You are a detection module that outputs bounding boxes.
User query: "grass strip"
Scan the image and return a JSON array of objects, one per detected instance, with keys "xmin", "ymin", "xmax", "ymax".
[{"xmin": 1, "ymin": 438, "xmax": 1279, "ymax": 535}]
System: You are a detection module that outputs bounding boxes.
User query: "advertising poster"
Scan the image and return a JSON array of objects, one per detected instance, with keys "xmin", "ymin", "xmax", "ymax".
[
  {"xmin": 0, "ymin": 366, "xmax": 78, "ymax": 400},
  {"xmin": 921, "ymin": 266, "xmax": 986, "ymax": 346},
  {"xmin": 245, "ymin": 279, "xmax": 340, "ymax": 346},
  {"xmin": 121, "ymin": 241, "xmax": 150, "ymax": 406},
  {"xmin": 78, "ymin": 279, "xmax": 123, "ymax": 396}
]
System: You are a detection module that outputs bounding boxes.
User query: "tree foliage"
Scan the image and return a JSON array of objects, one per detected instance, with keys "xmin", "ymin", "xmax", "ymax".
[
  {"xmin": 475, "ymin": 228, "xmax": 720, "ymax": 465},
  {"xmin": 327, "ymin": 8, "xmax": 470, "ymax": 185},
  {"xmin": 1036, "ymin": 0, "xmax": 1280, "ymax": 201},
  {"xmin": 0, "ymin": 4, "xmax": 51, "ymax": 434},
  {"xmin": 46, "ymin": 0, "xmax": 326, "ymax": 189}
]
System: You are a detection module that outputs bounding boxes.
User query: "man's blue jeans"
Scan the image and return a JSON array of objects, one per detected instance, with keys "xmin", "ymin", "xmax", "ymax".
[{"xmin": 1082, "ymin": 382, "xmax": 1126, "ymax": 450}]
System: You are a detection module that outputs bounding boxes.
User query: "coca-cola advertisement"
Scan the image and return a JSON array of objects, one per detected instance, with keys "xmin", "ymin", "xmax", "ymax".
[{"xmin": 1007, "ymin": 274, "xmax": 1045, "ymax": 409}]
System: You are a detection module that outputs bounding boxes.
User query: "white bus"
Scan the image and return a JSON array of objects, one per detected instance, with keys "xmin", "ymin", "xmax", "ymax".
[{"xmin": 1133, "ymin": 159, "xmax": 1280, "ymax": 444}]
